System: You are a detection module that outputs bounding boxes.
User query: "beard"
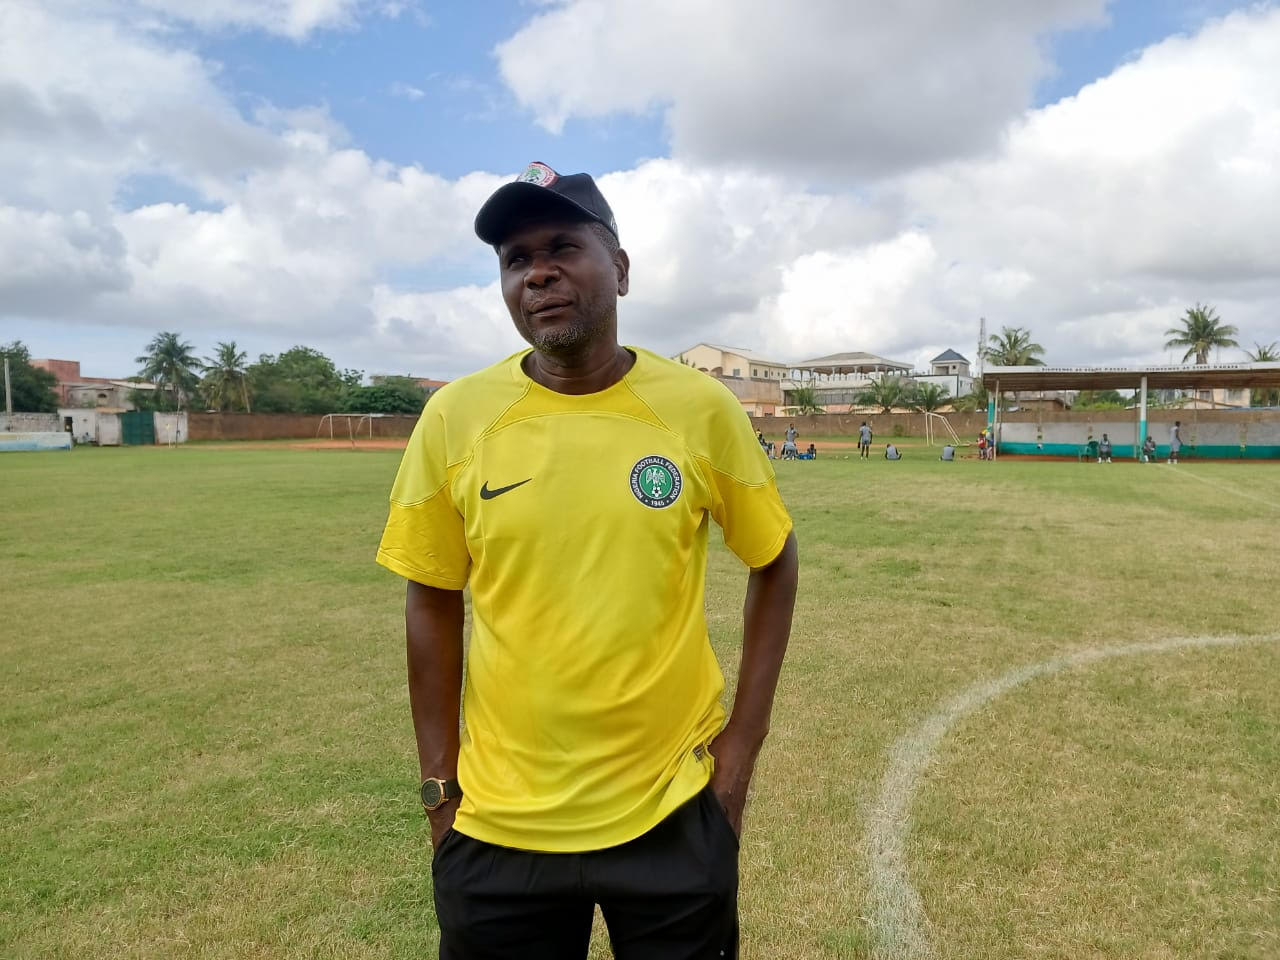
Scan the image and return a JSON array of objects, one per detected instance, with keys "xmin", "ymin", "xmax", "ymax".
[{"xmin": 514, "ymin": 299, "xmax": 614, "ymax": 362}]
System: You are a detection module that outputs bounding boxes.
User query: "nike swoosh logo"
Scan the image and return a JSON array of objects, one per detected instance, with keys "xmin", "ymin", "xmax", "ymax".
[{"xmin": 479, "ymin": 478, "xmax": 532, "ymax": 500}]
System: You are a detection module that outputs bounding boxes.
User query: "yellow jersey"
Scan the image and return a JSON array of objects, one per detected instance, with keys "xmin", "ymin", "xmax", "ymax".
[{"xmin": 377, "ymin": 347, "xmax": 791, "ymax": 852}]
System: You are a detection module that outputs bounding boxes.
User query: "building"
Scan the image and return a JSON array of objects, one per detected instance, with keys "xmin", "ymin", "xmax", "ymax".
[
  {"xmin": 785, "ymin": 351, "xmax": 914, "ymax": 414},
  {"xmin": 32, "ymin": 358, "xmax": 154, "ymax": 409},
  {"xmin": 674, "ymin": 343, "xmax": 787, "ymax": 416},
  {"xmin": 910, "ymin": 349, "xmax": 975, "ymax": 401}
]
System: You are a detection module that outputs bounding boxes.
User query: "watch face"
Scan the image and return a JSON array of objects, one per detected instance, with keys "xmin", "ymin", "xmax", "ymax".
[{"xmin": 421, "ymin": 779, "xmax": 443, "ymax": 809}]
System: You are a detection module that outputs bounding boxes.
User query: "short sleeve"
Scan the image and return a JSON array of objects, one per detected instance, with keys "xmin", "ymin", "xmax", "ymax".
[
  {"xmin": 701, "ymin": 397, "xmax": 793, "ymax": 568},
  {"xmin": 375, "ymin": 405, "xmax": 471, "ymax": 588}
]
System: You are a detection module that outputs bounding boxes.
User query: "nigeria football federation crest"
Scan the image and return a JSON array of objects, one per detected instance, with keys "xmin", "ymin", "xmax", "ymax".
[
  {"xmin": 518, "ymin": 161, "xmax": 558, "ymax": 187},
  {"xmin": 629, "ymin": 455, "xmax": 682, "ymax": 509}
]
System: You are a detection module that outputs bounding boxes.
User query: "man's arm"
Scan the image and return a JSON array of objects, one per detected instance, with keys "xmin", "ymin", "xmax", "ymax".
[
  {"xmin": 405, "ymin": 580, "xmax": 465, "ymax": 848},
  {"xmin": 709, "ymin": 530, "xmax": 799, "ymax": 836}
]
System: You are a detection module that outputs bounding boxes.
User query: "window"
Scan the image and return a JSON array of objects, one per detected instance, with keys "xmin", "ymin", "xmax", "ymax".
[
  {"xmin": 753, "ymin": 368, "xmax": 758, "ymax": 377},
  {"xmin": 732, "ymin": 368, "xmax": 740, "ymax": 377}
]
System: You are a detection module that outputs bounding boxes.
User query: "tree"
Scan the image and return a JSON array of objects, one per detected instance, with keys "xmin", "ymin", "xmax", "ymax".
[
  {"xmin": 855, "ymin": 376, "xmax": 911, "ymax": 413},
  {"xmin": 0, "ymin": 341, "xmax": 59, "ymax": 412},
  {"xmin": 201, "ymin": 341, "xmax": 252, "ymax": 412},
  {"xmin": 1163, "ymin": 303, "xmax": 1238, "ymax": 364},
  {"xmin": 1246, "ymin": 341, "xmax": 1280, "ymax": 407},
  {"xmin": 952, "ymin": 381, "xmax": 990, "ymax": 414},
  {"xmin": 786, "ymin": 384, "xmax": 825, "ymax": 415},
  {"xmin": 910, "ymin": 382, "xmax": 950, "ymax": 412},
  {"xmin": 339, "ymin": 377, "xmax": 428, "ymax": 414},
  {"xmin": 982, "ymin": 326, "xmax": 1046, "ymax": 366},
  {"xmin": 136, "ymin": 332, "xmax": 201, "ymax": 411},
  {"xmin": 1073, "ymin": 389, "xmax": 1130, "ymax": 410},
  {"xmin": 248, "ymin": 346, "xmax": 362, "ymax": 413}
]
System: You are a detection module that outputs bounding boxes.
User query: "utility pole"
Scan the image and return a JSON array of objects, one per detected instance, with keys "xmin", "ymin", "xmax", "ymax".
[
  {"xmin": 976, "ymin": 316, "xmax": 987, "ymax": 378},
  {"xmin": 4, "ymin": 357, "xmax": 11, "ymax": 416}
]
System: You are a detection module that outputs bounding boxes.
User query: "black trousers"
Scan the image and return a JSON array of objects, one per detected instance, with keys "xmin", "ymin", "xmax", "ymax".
[{"xmin": 432, "ymin": 786, "xmax": 739, "ymax": 959}]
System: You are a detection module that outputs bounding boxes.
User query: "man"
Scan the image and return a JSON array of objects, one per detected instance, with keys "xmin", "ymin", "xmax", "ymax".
[
  {"xmin": 939, "ymin": 444, "xmax": 955, "ymax": 461},
  {"xmin": 858, "ymin": 421, "xmax": 872, "ymax": 459},
  {"xmin": 884, "ymin": 442, "xmax": 901, "ymax": 460},
  {"xmin": 1097, "ymin": 433, "xmax": 1113, "ymax": 463},
  {"xmin": 1142, "ymin": 434, "xmax": 1157, "ymax": 462},
  {"xmin": 785, "ymin": 422, "xmax": 798, "ymax": 446},
  {"xmin": 1169, "ymin": 420, "xmax": 1182, "ymax": 464},
  {"xmin": 377, "ymin": 162, "xmax": 798, "ymax": 959}
]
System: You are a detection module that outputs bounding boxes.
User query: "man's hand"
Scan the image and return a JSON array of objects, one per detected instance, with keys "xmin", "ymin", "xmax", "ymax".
[
  {"xmin": 427, "ymin": 801, "xmax": 459, "ymax": 850},
  {"xmin": 708, "ymin": 723, "xmax": 765, "ymax": 837},
  {"xmin": 711, "ymin": 530, "xmax": 798, "ymax": 840}
]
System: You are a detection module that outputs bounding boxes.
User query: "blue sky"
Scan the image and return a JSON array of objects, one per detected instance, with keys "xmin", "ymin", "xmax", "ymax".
[{"xmin": 4, "ymin": 0, "xmax": 1278, "ymax": 380}]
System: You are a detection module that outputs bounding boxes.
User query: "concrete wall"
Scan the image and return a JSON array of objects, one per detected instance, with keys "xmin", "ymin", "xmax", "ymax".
[
  {"xmin": 752, "ymin": 411, "xmax": 989, "ymax": 438},
  {"xmin": 996, "ymin": 409, "xmax": 1280, "ymax": 458},
  {"xmin": 153, "ymin": 412, "xmax": 189, "ymax": 444},
  {"xmin": 188, "ymin": 412, "xmax": 421, "ymax": 441},
  {"xmin": 58, "ymin": 408, "xmax": 121, "ymax": 446},
  {"xmin": 0, "ymin": 413, "xmax": 60, "ymax": 432},
  {"xmin": 0, "ymin": 432, "xmax": 72, "ymax": 452}
]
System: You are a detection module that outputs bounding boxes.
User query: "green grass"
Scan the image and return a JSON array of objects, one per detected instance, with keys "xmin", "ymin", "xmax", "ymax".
[{"xmin": 2, "ymin": 447, "xmax": 1277, "ymax": 958}]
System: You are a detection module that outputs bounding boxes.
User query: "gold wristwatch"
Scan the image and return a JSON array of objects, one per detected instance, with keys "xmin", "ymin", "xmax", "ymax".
[{"xmin": 420, "ymin": 777, "xmax": 462, "ymax": 812}]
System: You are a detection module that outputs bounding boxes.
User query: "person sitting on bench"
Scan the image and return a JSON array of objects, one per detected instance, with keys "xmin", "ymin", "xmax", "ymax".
[
  {"xmin": 1097, "ymin": 433, "xmax": 1113, "ymax": 463},
  {"xmin": 780, "ymin": 439, "xmax": 798, "ymax": 460}
]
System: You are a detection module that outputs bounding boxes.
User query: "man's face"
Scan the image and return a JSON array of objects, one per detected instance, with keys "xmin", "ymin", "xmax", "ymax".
[{"xmin": 497, "ymin": 218, "xmax": 629, "ymax": 360}]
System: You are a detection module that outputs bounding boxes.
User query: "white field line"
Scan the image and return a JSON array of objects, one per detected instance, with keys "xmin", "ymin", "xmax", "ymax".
[
  {"xmin": 865, "ymin": 633, "xmax": 1280, "ymax": 960},
  {"xmin": 1157, "ymin": 463, "xmax": 1280, "ymax": 511}
]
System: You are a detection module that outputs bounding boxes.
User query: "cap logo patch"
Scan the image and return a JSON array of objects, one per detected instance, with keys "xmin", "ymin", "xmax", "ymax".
[{"xmin": 518, "ymin": 162, "xmax": 558, "ymax": 187}]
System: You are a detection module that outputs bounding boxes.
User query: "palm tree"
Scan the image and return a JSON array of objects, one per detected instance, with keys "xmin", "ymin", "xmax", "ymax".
[
  {"xmin": 787, "ymin": 384, "xmax": 825, "ymax": 415},
  {"xmin": 952, "ymin": 381, "xmax": 990, "ymax": 414},
  {"xmin": 202, "ymin": 341, "xmax": 252, "ymax": 412},
  {"xmin": 910, "ymin": 382, "xmax": 950, "ymax": 412},
  {"xmin": 136, "ymin": 332, "xmax": 201, "ymax": 411},
  {"xmin": 855, "ymin": 376, "xmax": 911, "ymax": 413},
  {"xmin": 982, "ymin": 326, "xmax": 1046, "ymax": 366},
  {"xmin": 1246, "ymin": 341, "xmax": 1279, "ymax": 406},
  {"xmin": 1164, "ymin": 303, "xmax": 1238, "ymax": 364}
]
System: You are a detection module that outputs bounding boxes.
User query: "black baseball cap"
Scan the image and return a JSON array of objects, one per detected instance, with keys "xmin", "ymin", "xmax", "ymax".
[{"xmin": 475, "ymin": 162, "xmax": 618, "ymax": 246}]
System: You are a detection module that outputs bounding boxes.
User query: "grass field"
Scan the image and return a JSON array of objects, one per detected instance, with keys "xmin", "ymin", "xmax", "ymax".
[{"xmin": 3, "ymin": 446, "xmax": 1278, "ymax": 959}]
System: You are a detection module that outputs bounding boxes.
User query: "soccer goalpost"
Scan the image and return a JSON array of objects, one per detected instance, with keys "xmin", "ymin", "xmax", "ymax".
[
  {"xmin": 317, "ymin": 413, "xmax": 374, "ymax": 448},
  {"xmin": 923, "ymin": 412, "xmax": 967, "ymax": 447}
]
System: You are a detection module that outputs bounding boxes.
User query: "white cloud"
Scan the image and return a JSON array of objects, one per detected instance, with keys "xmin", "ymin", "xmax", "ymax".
[
  {"xmin": 389, "ymin": 81, "xmax": 427, "ymax": 101},
  {"xmin": 134, "ymin": 0, "xmax": 368, "ymax": 39},
  {"xmin": 4, "ymin": 0, "xmax": 1280, "ymax": 383},
  {"xmin": 496, "ymin": 0, "xmax": 1107, "ymax": 178}
]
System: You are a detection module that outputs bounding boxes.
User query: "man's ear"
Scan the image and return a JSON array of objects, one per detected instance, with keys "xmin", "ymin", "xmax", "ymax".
[{"xmin": 615, "ymin": 248, "xmax": 630, "ymax": 297}]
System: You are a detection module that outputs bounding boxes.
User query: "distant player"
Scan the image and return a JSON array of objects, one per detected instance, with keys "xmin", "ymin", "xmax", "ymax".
[
  {"xmin": 1097, "ymin": 433, "xmax": 1113, "ymax": 463},
  {"xmin": 1142, "ymin": 435, "xmax": 1157, "ymax": 462},
  {"xmin": 785, "ymin": 422, "xmax": 798, "ymax": 445},
  {"xmin": 1169, "ymin": 420, "xmax": 1182, "ymax": 464},
  {"xmin": 858, "ymin": 421, "xmax": 872, "ymax": 459},
  {"xmin": 884, "ymin": 442, "xmax": 901, "ymax": 460}
]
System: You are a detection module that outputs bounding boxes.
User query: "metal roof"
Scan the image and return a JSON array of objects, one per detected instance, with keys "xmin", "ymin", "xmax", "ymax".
[
  {"xmin": 791, "ymin": 351, "xmax": 911, "ymax": 372},
  {"xmin": 700, "ymin": 343, "xmax": 790, "ymax": 366},
  {"xmin": 931, "ymin": 349, "xmax": 969, "ymax": 363},
  {"xmin": 982, "ymin": 363, "xmax": 1280, "ymax": 391}
]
